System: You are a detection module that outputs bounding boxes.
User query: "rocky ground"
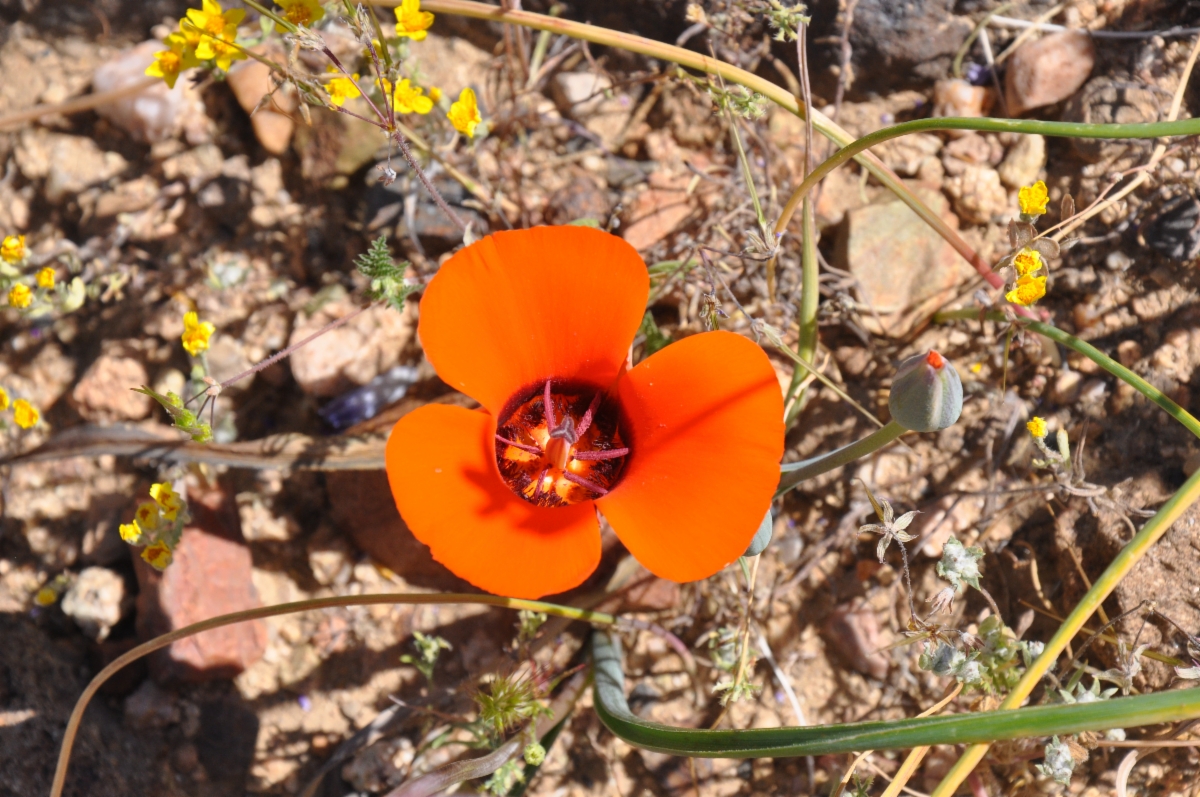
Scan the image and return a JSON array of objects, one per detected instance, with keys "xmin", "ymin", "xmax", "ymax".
[{"xmin": 3, "ymin": 0, "xmax": 1200, "ymax": 795}]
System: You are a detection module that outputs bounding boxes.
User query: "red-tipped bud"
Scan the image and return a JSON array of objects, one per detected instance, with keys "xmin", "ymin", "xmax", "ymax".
[{"xmin": 889, "ymin": 350, "xmax": 963, "ymax": 432}]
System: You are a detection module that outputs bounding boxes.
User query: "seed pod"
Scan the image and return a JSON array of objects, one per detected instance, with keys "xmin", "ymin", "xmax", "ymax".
[{"xmin": 888, "ymin": 350, "xmax": 963, "ymax": 432}]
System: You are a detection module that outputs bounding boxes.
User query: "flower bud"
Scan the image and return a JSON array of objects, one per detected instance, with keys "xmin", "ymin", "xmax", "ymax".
[{"xmin": 889, "ymin": 350, "xmax": 963, "ymax": 432}]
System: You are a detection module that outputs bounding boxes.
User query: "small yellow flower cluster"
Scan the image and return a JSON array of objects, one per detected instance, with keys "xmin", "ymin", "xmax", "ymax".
[
  {"xmin": 1005, "ymin": 246, "xmax": 1047, "ymax": 307},
  {"xmin": 326, "ymin": 66, "xmax": 362, "ymax": 107},
  {"xmin": 1019, "ymin": 180, "xmax": 1049, "ymax": 218},
  {"xmin": 0, "ymin": 386, "xmax": 40, "ymax": 430},
  {"xmin": 449, "ymin": 88, "xmax": 482, "ymax": 137},
  {"xmin": 146, "ymin": 0, "xmax": 244, "ymax": 88},
  {"xmin": 1, "ymin": 234, "xmax": 25, "ymax": 264},
  {"xmin": 182, "ymin": 311, "xmax": 215, "ymax": 356},
  {"xmin": 394, "ymin": 0, "xmax": 435, "ymax": 40},
  {"xmin": 120, "ymin": 482, "xmax": 189, "ymax": 570},
  {"xmin": 1026, "ymin": 416, "xmax": 1048, "ymax": 439}
]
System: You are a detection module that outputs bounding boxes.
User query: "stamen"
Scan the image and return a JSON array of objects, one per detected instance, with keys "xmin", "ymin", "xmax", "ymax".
[
  {"xmin": 495, "ymin": 434, "xmax": 543, "ymax": 456},
  {"xmin": 572, "ymin": 447, "xmax": 630, "ymax": 461},
  {"xmin": 543, "ymin": 379, "xmax": 556, "ymax": 430},
  {"xmin": 532, "ymin": 466, "xmax": 550, "ymax": 497},
  {"xmin": 574, "ymin": 391, "xmax": 603, "ymax": 438},
  {"xmin": 562, "ymin": 470, "xmax": 610, "ymax": 496}
]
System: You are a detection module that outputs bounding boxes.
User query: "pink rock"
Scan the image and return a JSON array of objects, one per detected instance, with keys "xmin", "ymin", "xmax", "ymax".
[
  {"xmin": 70, "ymin": 350, "xmax": 152, "ymax": 422},
  {"xmin": 1005, "ymin": 31, "xmax": 1095, "ymax": 116},
  {"xmin": 226, "ymin": 55, "xmax": 297, "ymax": 155},
  {"xmin": 134, "ymin": 486, "xmax": 267, "ymax": 682},
  {"xmin": 92, "ymin": 40, "xmax": 211, "ymax": 144},
  {"xmin": 288, "ymin": 299, "xmax": 414, "ymax": 397}
]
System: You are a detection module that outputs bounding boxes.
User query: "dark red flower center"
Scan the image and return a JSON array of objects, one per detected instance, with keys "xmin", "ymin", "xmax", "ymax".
[{"xmin": 494, "ymin": 380, "xmax": 629, "ymax": 507}]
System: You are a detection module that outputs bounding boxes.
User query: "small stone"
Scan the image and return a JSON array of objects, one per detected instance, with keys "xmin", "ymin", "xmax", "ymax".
[
  {"xmin": 546, "ymin": 177, "xmax": 612, "ymax": 226},
  {"xmin": 1065, "ymin": 78, "xmax": 1158, "ymax": 165},
  {"xmin": 91, "ymin": 175, "xmax": 160, "ymax": 218},
  {"xmin": 622, "ymin": 178, "xmax": 698, "ymax": 251},
  {"xmin": 288, "ymin": 299, "xmax": 415, "ymax": 397},
  {"xmin": 1051, "ymin": 370, "xmax": 1084, "ymax": 404},
  {"xmin": 945, "ymin": 165, "xmax": 1008, "ymax": 225},
  {"xmin": 997, "ymin": 134, "xmax": 1046, "ymax": 188},
  {"xmin": 69, "ymin": 349, "xmax": 152, "ymax": 422},
  {"xmin": 15, "ymin": 129, "xmax": 128, "ymax": 203},
  {"xmin": 92, "ymin": 40, "xmax": 212, "ymax": 144},
  {"xmin": 306, "ymin": 525, "xmax": 354, "ymax": 587},
  {"xmin": 824, "ymin": 602, "xmax": 890, "ymax": 680},
  {"xmin": 932, "ymin": 78, "xmax": 994, "ymax": 121},
  {"xmin": 61, "ymin": 566, "xmax": 126, "ymax": 641},
  {"xmin": 1005, "ymin": 30, "xmax": 1095, "ymax": 116},
  {"xmin": 835, "ymin": 189, "xmax": 965, "ymax": 315},
  {"xmin": 225, "ymin": 56, "xmax": 296, "ymax": 155},
  {"xmin": 1116, "ymin": 340, "xmax": 1143, "ymax": 366},
  {"xmin": 1106, "ymin": 251, "xmax": 1134, "ymax": 271},
  {"xmin": 876, "ymin": 133, "xmax": 942, "ymax": 178},
  {"xmin": 162, "ymin": 144, "xmax": 225, "ymax": 192},
  {"xmin": 123, "ymin": 679, "xmax": 180, "ymax": 729},
  {"xmin": 134, "ymin": 486, "xmax": 267, "ymax": 682}
]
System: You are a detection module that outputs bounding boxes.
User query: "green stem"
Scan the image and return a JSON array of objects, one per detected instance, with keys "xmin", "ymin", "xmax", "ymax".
[
  {"xmin": 776, "ymin": 420, "xmax": 907, "ymax": 498},
  {"xmin": 774, "ymin": 116, "xmax": 1200, "ymax": 278},
  {"xmin": 784, "ymin": 197, "xmax": 819, "ymax": 426},
  {"xmin": 50, "ymin": 593, "xmax": 615, "ymax": 797},
  {"xmin": 591, "ymin": 632, "xmax": 1200, "ymax": 757},
  {"xmin": 936, "ymin": 309, "xmax": 1200, "ymax": 440},
  {"xmin": 410, "ymin": 0, "xmax": 997, "ymax": 287}
]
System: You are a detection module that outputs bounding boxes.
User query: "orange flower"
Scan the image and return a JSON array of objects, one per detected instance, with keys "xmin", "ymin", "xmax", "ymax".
[{"xmin": 385, "ymin": 226, "xmax": 784, "ymax": 599}]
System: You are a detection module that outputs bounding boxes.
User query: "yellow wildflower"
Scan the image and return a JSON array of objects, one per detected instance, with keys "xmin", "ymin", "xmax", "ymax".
[
  {"xmin": 1, "ymin": 234, "xmax": 26, "ymax": 263},
  {"xmin": 145, "ymin": 32, "xmax": 201, "ymax": 89},
  {"xmin": 0, "ymin": 387, "xmax": 8, "ymax": 411},
  {"xmin": 182, "ymin": 0, "xmax": 245, "ymax": 69},
  {"xmin": 8, "ymin": 283, "xmax": 32, "ymax": 309},
  {"xmin": 429, "ymin": 86, "xmax": 442, "ymax": 103},
  {"xmin": 34, "ymin": 587, "xmax": 58, "ymax": 607},
  {"xmin": 150, "ymin": 482, "xmax": 184, "ymax": 521},
  {"xmin": 142, "ymin": 541, "xmax": 174, "ymax": 570},
  {"xmin": 1026, "ymin": 416, "xmax": 1048, "ymax": 439},
  {"xmin": 135, "ymin": 501, "xmax": 162, "ymax": 530},
  {"xmin": 13, "ymin": 399, "xmax": 39, "ymax": 429},
  {"xmin": 393, "ymin": 79, "xmax": 433, "ymax": 114},
  {"xmin": 181, "ymin": 310, "xmax": 215, "ymax": 356},
  {"xmin": 1005, "ymin": 274, "xmax": 1047, "ymax": 307},
  {"xmin": 119, "ymin": 520, "xmax": 145, "ymax": 544},
  {"xmin": 1018, "ymin": 180, "xmax": 1049, "ymax": 217},
  {"xmin": 394, "ymin": 0, "xmax": 435, "ymax": 41},
  {"xmin": 274, "ymin": 0, "xmax": 325, "ymax": 31},
  {"xmin": 448, "ymin": 87, "xmax": 482, "ymax": 137},
  {"xmin": 1012, "ymin": 248, "xmax": 1043, "ymax": 277},
  {"xmin": 326, "ymin": 68, "xmax": 362, "ymax": 107},
  {"xmin": 35, "ymin": 267, "xmax": 56, "ymax": 289}
]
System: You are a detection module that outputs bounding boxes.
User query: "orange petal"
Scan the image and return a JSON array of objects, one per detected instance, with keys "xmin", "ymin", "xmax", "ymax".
[
  {"xmin": 386, "ymin": 403, "xmax": 601, "ymax": 598},
  {"xmin": 418, "ymin": 226, "xmax": 649, "ymax": 415},
  {"xmin": 597, "ymin": 332, "xmax": 783, "ymax": 582}
]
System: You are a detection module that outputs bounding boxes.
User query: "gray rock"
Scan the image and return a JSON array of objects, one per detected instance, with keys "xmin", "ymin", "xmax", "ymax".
[{"xmin": 61, "ymin": 566, "xmax": 126, "ymax": 641}]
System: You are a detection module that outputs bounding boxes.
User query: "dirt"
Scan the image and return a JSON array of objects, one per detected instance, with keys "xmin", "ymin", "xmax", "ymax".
[{"xmin": 3, "ymin": 0, "xmax": 1200, "ymax": 795}]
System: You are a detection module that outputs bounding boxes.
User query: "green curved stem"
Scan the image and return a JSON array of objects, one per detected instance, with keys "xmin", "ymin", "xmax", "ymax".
[
  {"xmin": 776, "ymin": 420, "xmax": 906, "ymax": 498},
  {"xmin": 410, "ymin": 0, "xmax": 998, "ymax": 287},
  {"xmin": 774, "ymin": 115, "xmax": 1200, "ymax": 260},
  {"xmin": 591, "ymin": 632, "xmax": 1200, "ymax": 757},
  {"xmin": 50, "ymin": 593, "xmax": 615, "ymax": 797},
  {"xmin": 936, "ymin": 308, "xmax": 1200, "ymax": 440}
]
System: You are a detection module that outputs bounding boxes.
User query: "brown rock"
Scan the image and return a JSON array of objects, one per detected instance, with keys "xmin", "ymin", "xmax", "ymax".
[
  {"xmin": 932, "ymin": 78, "xmax": 994, "ymax": 120},
  {"xmin": 621, "ymin": 177, "xmax": 696, "ymax": 251},
  {"xmin": 944, "ymin": 164, "xmax": 1008, "ymax": 224},
  {"xmin": 824, "ymin": 602, "xmax": 890, "ymax": 680},
  {"xmin": 288, "ymin": 299, "xmax": 414, "ymax": 397},
  {"xmin": 997, "ymin": 134, "xmax": 1046, "ymax": 188},
  {"xmin": 546, "ymin": 177, "xmax": 612, "ymax": 226},
  {"xmin": 226, "ymin": 55, "xmax": 296, "ymax": 155},
  {"xmin": 70, "ymin": 349, "xmax": 152, "ymax": 422},
  {"xmin": 1005, "ymin": 31, "xmax": 1095, "ymax": 116},
  {"xmin": 134, "ymin": 486, "xmax": 267, "ymax": 682},
  {"xmin": 93, "ymin": 40, "xmax": 212, "ymax": 144},
  {"xmin": 326, "ymin": 469, "xmax": 470, "ymax": 591},
  {"xmin": 835, "ymin": 188, "xmax": 966, "ymax": 317}
]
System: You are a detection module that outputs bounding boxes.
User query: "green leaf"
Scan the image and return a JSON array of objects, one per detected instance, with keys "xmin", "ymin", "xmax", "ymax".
[
  {"xmin": 355, "ymin": 235, "xmax": 420, "ymax": 311},
  {"xmin": 743, "ymin": 508, "xmax": 772, "ymax": 557},
  {"xmin": 638, "ymin": 311, "xmax": 671, "ymax": 356}
]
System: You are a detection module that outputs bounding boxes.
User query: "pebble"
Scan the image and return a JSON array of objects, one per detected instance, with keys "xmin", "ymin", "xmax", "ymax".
[
  {"xmin": 824, "ymin": 602, "xmax": 890, "ymax": 680},
  {"xmin": 225, "ymin": 56, "xmax": 296, "ymax": 155},
  {"xmin": 997, "ymin": 134, "xmax": 1046, "ymax": 188},
  {"xmin": 134, "ymin": 486, "xmax": 268, "ymax": 682},
  {"xmin": 288, "ymin": 299, "xmax": 415, "ymax": 398},
  {"xmin": 1051, "ymin": 370, "xmax": 1084, "ymax": 404},
  {"xmin": 944, "ymin": 164, "xmax": 1008, "ymax": 224},
  {"xmin": 1004, "ymin": 30, "xmax": 1095, "ymax": 116},
  {"xmin": 932, "ymin": 78, "xmax": 994, "ymax": 121},
  {"xmin": 61, "ymin": 566, "xmax": 126, "ymax": 641},
  {"xmin": 92, "ymin": 40, "xmax": 212, "ymax": 144},
  {"xmin": 123, "ymin": 679, "xmax": 180, "ymax": 729},
  {"xmin": 14, "ymin": 129, "xmax": 128, "ymax": 203},
  {"xmin": 69, "ymin": 348, "xmax": 152, "ymax": 422}
]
